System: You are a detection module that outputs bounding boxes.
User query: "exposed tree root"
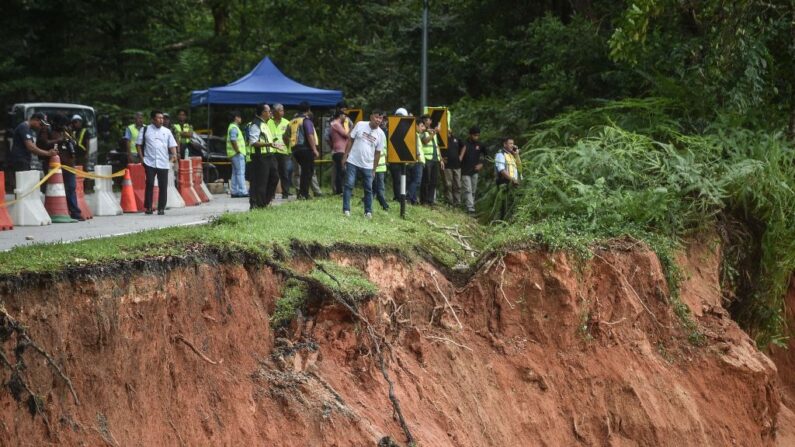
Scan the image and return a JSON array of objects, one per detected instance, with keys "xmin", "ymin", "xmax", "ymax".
[
  {"xmin": 0, "ymin": 305, "xmax": 80, "ymax": 418},
  {"xmin": 430, "ymin": 271, "xmax": 463, "ymax": 329},
  {"xmin": 172, "ymin": 334, "xmax": 222, "ymax": 365}
]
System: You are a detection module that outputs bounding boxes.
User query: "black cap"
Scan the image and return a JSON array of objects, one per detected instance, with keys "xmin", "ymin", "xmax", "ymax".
[
  {"xmin": 31, "ymin": 112, "xmax": 47, "ymax": 122},
  {"xmin": 469, "ymin": 126, "xmax": 480, "ymax": 134}
]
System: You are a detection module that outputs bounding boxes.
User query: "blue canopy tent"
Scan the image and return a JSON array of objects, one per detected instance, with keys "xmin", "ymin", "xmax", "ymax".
[{"xmin": 190, "ymin": 57, "xmax": 343, "ymax": 107}]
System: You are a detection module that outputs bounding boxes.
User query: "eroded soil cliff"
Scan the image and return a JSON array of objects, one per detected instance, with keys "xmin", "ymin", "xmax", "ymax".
[{"xmin": 0, "ymin": 244, "xmax": 784, "ymax": 446}]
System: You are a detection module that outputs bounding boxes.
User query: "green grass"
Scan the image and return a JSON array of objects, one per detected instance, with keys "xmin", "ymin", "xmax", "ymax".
[
  {"xmin": 310, "ymin": 261, "xmax": 379, "ymax": 302},
  {"xmin": 0, "ymin": 197, "xmax": 486, "ymax": 275},
  {"xmin": 270, "ymin": 278, "xmax": 308, "ymax": 328}
]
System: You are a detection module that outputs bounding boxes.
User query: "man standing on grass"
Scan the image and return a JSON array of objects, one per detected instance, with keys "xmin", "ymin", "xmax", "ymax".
[
  {"xmin": 443, "ymin": 129, "xmax": 463, "ymax": 206},
  {"xmin": 267, "ymin": 104, "xmax": 292, "ymax": 199},
  {"xmin": 136, "ymin": 110, "xmax": 177, "ymax": 215},
  {"xmin": 342, "ymin": 110, "xmax": 386, "ymax": 218},
  {"xmin": 494, "ymin": 136, "xmax": 521, "ymax": 220},
  {"xmin": 461, "ymin": 126, "xmax": 485, "ymax": 214}
]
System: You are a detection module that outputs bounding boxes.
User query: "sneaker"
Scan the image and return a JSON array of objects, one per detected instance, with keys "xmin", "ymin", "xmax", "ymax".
[
  {"xmin": 144, "ymin": 209, "xmax": 154, "ymax": 215},
  {"xmin": 365, "ymin": 212, "xmax": 372, "ymax": 219},
  {"xmin": 343, "ymin": 210, "xmax": 351, "ymax": 217},
  {"xmin": 157, "ymin": 210, "xmax": 165, "ymax": 215}
]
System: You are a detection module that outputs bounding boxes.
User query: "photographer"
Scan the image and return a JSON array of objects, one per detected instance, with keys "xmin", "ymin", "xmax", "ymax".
[
  {"xmin": 8, "ymin": 112, "xmax": 56, "ymax": 181},
  {"xmin": 37, "ymin": 112, "xmax": 83, "ymax": 220},
  {"xmin": 494, "ymin": 137, "xmax": 521, "ymax": 220}
]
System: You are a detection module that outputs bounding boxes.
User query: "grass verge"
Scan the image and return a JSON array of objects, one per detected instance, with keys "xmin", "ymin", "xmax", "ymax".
[{"xmin": 0, "ymin": 197, "xmax": 486, "ymax": 276}]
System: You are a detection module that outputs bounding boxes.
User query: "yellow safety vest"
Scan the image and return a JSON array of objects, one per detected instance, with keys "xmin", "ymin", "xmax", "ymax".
[
  {"xmin": 127, "ymin": 124, "xmax": 140, "ymax": 154},
  {"xmin": 421, "ymin": 131, "xmax": 439, "ymax": 161},
  {"xmin": 267, "ymin": 118, "xmax": 290, "ymax": 155},
  {"xmin": 173, "ymin": 122, "xmax": 193, "ymax": 145},
  {"xmin": 226, "ymin": 123, "xmax": 246, "ymax": 157},
  {"xmin": 252, "ymin": 120, "xmax": 275, "ymax": 154}
]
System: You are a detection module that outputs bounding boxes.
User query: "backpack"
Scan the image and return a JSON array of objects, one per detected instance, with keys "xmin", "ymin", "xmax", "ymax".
[
  {"xmin": 288, "ymin": 116, "xmax": 306, "ymax": 148},
  {"xmin": 243, "ymin": 121, "xmax": 256, "ymax": 148}
]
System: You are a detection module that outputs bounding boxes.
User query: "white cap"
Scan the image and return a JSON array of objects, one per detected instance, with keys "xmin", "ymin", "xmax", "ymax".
[
  {"xmin": 71, "ymin": 114, "xmax": 83, "ymax": 121},
  {"xmin": 394, "ymin": 107, "xmax": 408, "ymax": 116}
]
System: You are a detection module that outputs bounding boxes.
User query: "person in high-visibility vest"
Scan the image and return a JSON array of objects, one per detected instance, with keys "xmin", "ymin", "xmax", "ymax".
[
  {"xmin": 495, "ymin": 137, "xmax": 521, "ymax": 186},
  {"xmin": 172, "ymin": 109, "xmax": 193, "ymax": 159},
  {"xmin": 372, "ymin": 120, "xmax": 389, "ymax": 211},
  {"xmin": 419, "ymin": 114, "xmax": 442, "ymax": 205},
  {"xmin": 249, "ymin": 104, "xmax": 279, "ymax": 208},
  {"xmin": 494, "ymin": 137, "xmax": 522, "ymax": 220},
  {"xmin": 285, "ymin": 102, "xmax": 319, "ymax": 200},
  {"xmin": 406, "ymin": 117, "xmax": 426, "ymax": 205},
  {"xmin": 268, "ymin": 103, "xmax": 292, "ymax": 199},
  {"xmin": 226, "ymin": 110, "xmax": 248, "ymax": 198},
  {"xmin": 69, "ymin": 114, "xmax": 88, "ymax": 167},
  {"xmin": 123, "ymin": 112, "xmax": 144, "ymax": 164}
]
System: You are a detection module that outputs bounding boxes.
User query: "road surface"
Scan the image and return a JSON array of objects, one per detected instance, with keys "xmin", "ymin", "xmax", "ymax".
[{"xmin": 1, "ymin": 193, "xmax": 256, "ymax": 251}]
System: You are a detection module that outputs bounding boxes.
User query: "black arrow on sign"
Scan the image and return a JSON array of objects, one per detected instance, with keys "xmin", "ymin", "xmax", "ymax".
[
  {"xmin": 348, "ymin": 109, "xmax": 361, "ymax": 123},
  {"xmin": 429, "ymin": 109, "xmax": 447, "ymax": 148},
  {"xmin": 390, "ymin": 118, "xmax": 414, "ymax": 162}
]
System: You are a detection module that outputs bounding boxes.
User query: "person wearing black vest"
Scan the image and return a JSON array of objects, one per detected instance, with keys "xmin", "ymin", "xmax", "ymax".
[{"xmin": 248, "ymin": 104, "xmax": 279, "ymax": 208}]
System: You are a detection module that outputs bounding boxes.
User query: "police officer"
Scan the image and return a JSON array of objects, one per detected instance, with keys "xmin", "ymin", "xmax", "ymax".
[{"xmin": 172, "ymin": 109, "xmax": 194, "ymax": 158}]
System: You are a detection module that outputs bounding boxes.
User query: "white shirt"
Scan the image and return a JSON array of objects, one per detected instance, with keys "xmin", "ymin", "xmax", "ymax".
[
  {"xmin": 136, "ymin": 124, "xmax": 177, "ymax": 169},
  {"xmin": 347, "ymin": 121, "xmax": 385, "ymax": 170}
]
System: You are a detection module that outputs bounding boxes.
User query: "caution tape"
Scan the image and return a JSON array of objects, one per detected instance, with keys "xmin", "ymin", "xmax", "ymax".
[
  {"xmin": 0, "ymin": 169, "xmax": 58, "ymax": 208},
  {"xmin": 0, "ymin": 164, "xmax": 126, "ymax": 208},
  {"xmin": 60, "ymin": 165, "xmax": 127, "ymax": 179}
]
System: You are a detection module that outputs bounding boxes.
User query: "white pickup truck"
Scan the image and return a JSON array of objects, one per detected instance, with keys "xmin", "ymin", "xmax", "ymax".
[{"xmin": 2, "ymin": 102, "xmax": 98, "ymax": 171}]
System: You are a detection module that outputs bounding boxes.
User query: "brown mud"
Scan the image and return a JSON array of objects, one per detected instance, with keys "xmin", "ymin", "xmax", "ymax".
[{"xmin": 0, "ymin": 243, "xmax": 789, "ymax": 446}]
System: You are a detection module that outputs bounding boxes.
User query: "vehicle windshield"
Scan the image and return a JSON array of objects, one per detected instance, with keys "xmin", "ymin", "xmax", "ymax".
[{"xmin": 27, "ymin": 107, "xmax": 96, "ymax": 138}]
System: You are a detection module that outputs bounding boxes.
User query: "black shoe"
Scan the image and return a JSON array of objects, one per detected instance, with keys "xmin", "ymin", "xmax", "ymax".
[
  {"xmin": 157, "ymin": 210, "xmax": 165, "ymax": 215},
  {"xmin": 231, "ymin": 193, "xmax": 249, "ymax": 198},
  {"xmin": 145, "ymin": 209, "xmax": 154, "ymax": 215},
  {"xmin": 71, "ymin": 214, "xmax": 85, "ymax": 221}
]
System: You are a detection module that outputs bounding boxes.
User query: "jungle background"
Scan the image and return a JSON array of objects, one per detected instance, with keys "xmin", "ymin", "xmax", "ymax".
[{"xmin": 1, "ymin": 0, "xmax": 795, "ymax": 347}]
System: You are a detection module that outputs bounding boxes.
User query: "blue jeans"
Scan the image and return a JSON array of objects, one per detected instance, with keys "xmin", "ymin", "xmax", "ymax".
[
  {"xmin": 230, "ymin": 153, "xmax": 247, "ymax": 195},
  {"xmin": 373, "ymin": 171, "xmax": 389, "ymax": 210},
  {"xmin": 407, "ymin": 162, "xmax": 423, "ymax": 204},
  {"xmin": 342, "ymin": 162, "xmax": 373, "ymax": 214},
  {"xmin": 62, "ymin": 169, "xmax": 82, "ymax": 218}
]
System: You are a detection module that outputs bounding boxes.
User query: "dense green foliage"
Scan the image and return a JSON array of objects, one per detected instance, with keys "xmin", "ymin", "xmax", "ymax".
[{"xmin": 494, "ymin": 99, "xmax": 795, "ymax": 347}]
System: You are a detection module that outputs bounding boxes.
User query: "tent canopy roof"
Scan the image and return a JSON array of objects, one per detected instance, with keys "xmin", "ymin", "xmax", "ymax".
[{"xmin": 191, "ymin": 57, "xmax": 343, "ymax": 107}]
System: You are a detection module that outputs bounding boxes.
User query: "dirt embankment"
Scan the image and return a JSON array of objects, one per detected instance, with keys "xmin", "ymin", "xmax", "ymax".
[{"xmin": 0, "ymin": 244, "xmax": 784, "ymax": 446}]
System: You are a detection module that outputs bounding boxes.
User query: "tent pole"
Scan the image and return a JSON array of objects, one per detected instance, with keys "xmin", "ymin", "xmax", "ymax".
[{"xmin": 207, "ymin": 104, "xmax": 211, "ymax": 134}]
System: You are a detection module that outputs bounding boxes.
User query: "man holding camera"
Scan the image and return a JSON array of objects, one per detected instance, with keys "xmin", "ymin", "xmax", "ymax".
[
  {"xmin": 494, "ymin": 137, "xmax": 521, "ymax": 220},
  {"xmin": 37, "ymin": 112, "xmax": 83, "ymax": 220},
  {"xmin": 9, "ymin": 112, "xmax": 57, "ymax": 180}
]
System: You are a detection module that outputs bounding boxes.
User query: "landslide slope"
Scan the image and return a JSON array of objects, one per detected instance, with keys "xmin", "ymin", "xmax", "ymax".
[{"xmin": 0, "ymin": 243, "xmax": 782, "ymax": 446}]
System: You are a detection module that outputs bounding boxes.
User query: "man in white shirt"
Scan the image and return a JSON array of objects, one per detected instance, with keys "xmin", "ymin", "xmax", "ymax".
[
  {"xmin": 341, "ymin": 110, "xmax": 386, "ymax": 218},
  {"xmin": 136, "ymin": 110, "xmax": 177, "ymax": 215}
]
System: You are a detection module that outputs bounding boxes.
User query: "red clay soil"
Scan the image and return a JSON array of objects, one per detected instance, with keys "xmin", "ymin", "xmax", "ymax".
[{"xmin": 0, "ymin": 246, "xmax": 784, "ymax": 446}]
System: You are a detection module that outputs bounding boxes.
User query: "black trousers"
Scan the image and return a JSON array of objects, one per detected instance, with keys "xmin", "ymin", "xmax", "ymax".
[
  {"xmin": 144, "ymin": 163, "xmax": 168, "ymax": 211},
  {"xmin": 420, "ymin": 160, "xmax": 440, "ymax": 204},
  {"xmin": 274, "ymin": 153, "xmax": 291, "ymax": 197},
  {"xmin": 292, "ymin": 146, "xmax": 315, "ymax": 199},
  {"xmin": 250, "ymin": 152, "xmax": 279, "ymax": 208},
  {"xmin": 332, "ymin": 152, "xmax": 344, "ymax": 194}
]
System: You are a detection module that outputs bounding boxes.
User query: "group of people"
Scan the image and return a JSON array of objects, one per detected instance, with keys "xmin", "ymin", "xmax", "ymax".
[
  {"xmin": 331, "ymin": 107, "xmax": 523, "ymax": 217},
  {"xmin": 9, "ymin": 111, "xmax": 91, "ymax": 220}
]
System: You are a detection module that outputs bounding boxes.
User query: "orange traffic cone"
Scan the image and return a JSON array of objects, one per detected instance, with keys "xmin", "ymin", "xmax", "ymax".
[
  {"xmin": 44, "ymin": 154, "xmax": 76, "ymax": 223},
  {"xmin": 120, "ymin": 168, "xmax": 138, "ymax": 213},
  {"xmin": 74, "ymin": 165, "xmax": 93, "ymax": 220},
  {"xmin": 0, "ymin": 171, "xmax": 13, "ymax": 231}
]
